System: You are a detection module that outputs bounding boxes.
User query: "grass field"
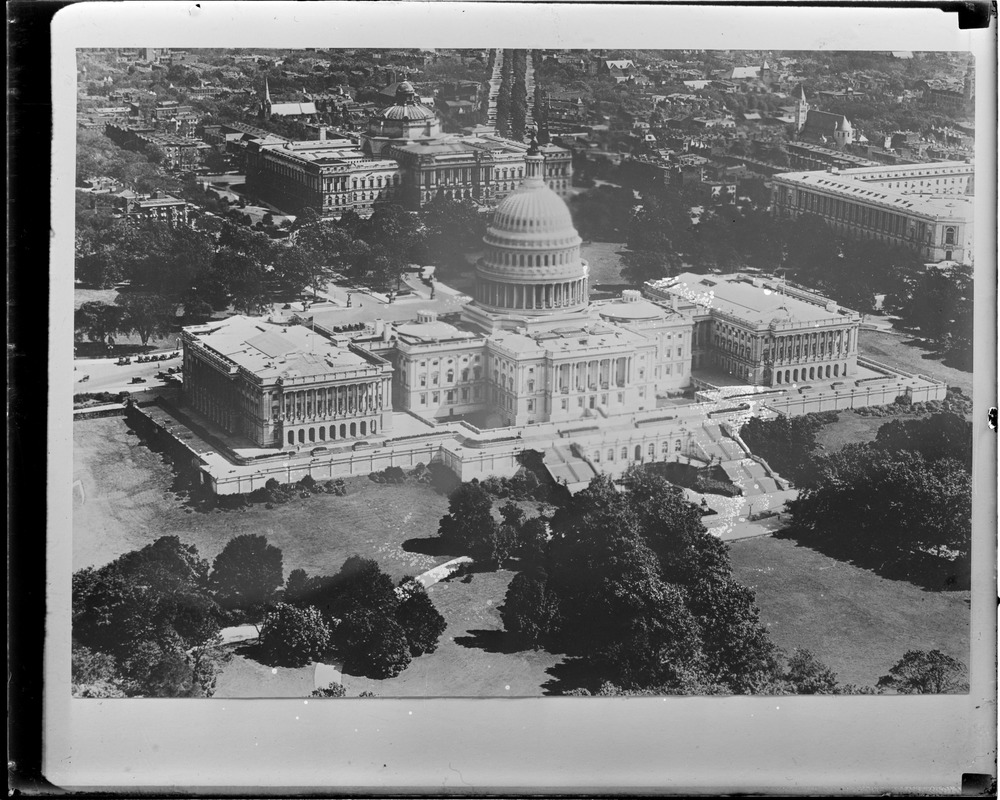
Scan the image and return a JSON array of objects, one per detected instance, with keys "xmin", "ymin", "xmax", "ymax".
[
  {"xmin": 74, "ymin": 416, "xmax": 970, "ymax": 697},
  {"xmin": 344, "ymin": 569, "xmax": 564, "ymax": 697},
  {"xmin": 859, "ymin": 329, "xmax": 972, "ymax": 397},
  {"xmin": 812, "ymin": 409, "xmax": 925, "ymax": 454},
  {"xmin": 580, "ymin": 241, "xmax": 628, "ymax": 287},
  {"xmin": 728, "ymin": 536, "xmax": 970, "ymax": 688},
  {"xmin": 73, "ymin": 416, "xmax": 452, "ymax": 580}
]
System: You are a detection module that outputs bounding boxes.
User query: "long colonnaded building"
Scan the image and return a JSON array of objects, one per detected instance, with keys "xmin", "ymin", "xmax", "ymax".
[
  {"xmin": 182, "ymin": 316, "xmax": 394, "ymax": 449},
  {"xmin": 244, "ymin": 81, "xmax": 572, "ymax": 216},
  {"xmin": 771, "ymin": 160, "xmax": 975, "ymax": 264}
]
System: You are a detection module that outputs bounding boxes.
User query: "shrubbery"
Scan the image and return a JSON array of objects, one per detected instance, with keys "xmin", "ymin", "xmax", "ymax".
[{"xmin": 259, "ymin": 603, "xmax": 332, "ymax": 667}]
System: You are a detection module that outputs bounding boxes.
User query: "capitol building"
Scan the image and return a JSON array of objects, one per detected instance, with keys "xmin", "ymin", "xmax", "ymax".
[{"xmin": 182, "ymin": 136, "xmax": 889, "ymax": 464}]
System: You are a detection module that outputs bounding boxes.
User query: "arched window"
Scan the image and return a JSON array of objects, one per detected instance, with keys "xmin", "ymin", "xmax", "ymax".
[
  {"xmin": 360, "ymin": 421, "xmax": 367, "ymax": 435},
  {"xmin": 308, "ymin": 428, "xmax": 315, "ymax": 442},
  {"xmin": 635, "ymin": 445, "xmax": 643, "ymax": 461},
  {"xmin": 298, "ymin": 429, "xmax": 305, "ymax": 444},
  {"xmin": 330, "ymin": 425, "xmax": 336, "ymax": 439},
  {"xmin": 793, "ymin": 369, "xmax": 799, "ymax": 382},
  {"xmin": 675, "ymin": 439, "xmax": 682, "ymax": 452},
  {"xmin": 288, "ymin": 431, "xmax": 294, "ymax": 445},
  {"xmin": 608, "ymin": 449, "xmax": 615, "ymax": 461},
  {"xmin": 350, "ymin": 422, "xmax": 357, "ymax": 437},
  {"xmin": 833, "ymin": 364, "xmax": 839, "ymax": 377},
  {"xmin": 340, "ymin": 423, "xmax": 347, "ymax": 438},
  {"xmin": 945, "ymin": 226, "xmax": 956, "ymax": 245},
  {"xmin": 446, "ymin": 370, "xmax": 454, "ymax": 383},
  {"xmin": 318, "ymin": 427, "xmax": 326, "ymax": 441}
]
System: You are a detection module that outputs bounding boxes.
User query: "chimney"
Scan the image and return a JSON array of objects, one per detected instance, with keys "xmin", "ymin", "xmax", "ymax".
[{"xmin": 318, "ymin": 125, "xmax": 327, "ymax": 141}]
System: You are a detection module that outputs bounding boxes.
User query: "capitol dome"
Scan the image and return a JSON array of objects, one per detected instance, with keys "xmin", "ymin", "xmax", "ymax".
[{"xmin": 475, "ymin": 138, "xmax": 589, "ymax": 316}]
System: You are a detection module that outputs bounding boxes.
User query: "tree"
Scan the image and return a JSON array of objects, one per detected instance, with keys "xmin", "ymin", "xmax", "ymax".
[
  {"xmin": 72, "ymin": 536, "xmax": 225, "ymax": 697},
  {"xmin": 437, "ymin": 481, "xmax": 500, "ymax": 560},
  {"xmin": 75, "ymin": 301, "xmax": 124, "ymax": 345},
  {"xmin": 782, "ymin": 649, "xmax": 840, "ymax": 694},
  {"xmin": 500, "ymin": 569, "xmax": 561, "ymax": 648},
  {"xmin": 874, "ymin": 412, "xmax": 972, "ymax": 471},
  {"xmin": 395, "ymin": 579, "xmax": 447, "ymax": 656},
  {"xmin": 568, "ymin": 185, "xmax": 634, "ymax": 241},
  {"xmin": 258, "ymin": 603, "xmax": 332, "ymax": 667},
  {"xmin": 876, "ymin": 650, "xmax": 969, "ymax": 694},
  {"xmin": 115, "ymin": 292, "xmax": 173, "ymax": 347},
  {"xmin": 787, "ymin": 444, "xmax": 971, "ymax": 583},
  {"xmin": 288, "ymin": 221, "xmax": 352, "ymax": 295},
  {"xmin": 209, "ymin": 534, "xmax": 284, "ymax": 613}
]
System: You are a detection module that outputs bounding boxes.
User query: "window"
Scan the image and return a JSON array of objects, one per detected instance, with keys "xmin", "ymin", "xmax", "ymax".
[
  {"xmin": 527, "ymin": 400, "xmax": 534, "ymax": 411},
  {"xmin": 446, "ymin": 370, "xmax": 454, "ymax": 383},
  {"xmin": 419, "ymin": 376, "xmax": 426, "ymax": 387},
  {"xmin": 419, "ymin": 393, "xmax": 426, "ymax": 405},
  {"xmin": 561, "ymin": 399, "xmax": 568, "ymax": 410},
  {"xmin": 446, "ymin": 390, "xmax": 455, "ymax": 402},
  {"xmin": 432, "ymin": 392, "xmax": 440, "ymax": 403},
  {"xmin": 527, "ymin": 380, "xmax": 534, "ymax": 392}
]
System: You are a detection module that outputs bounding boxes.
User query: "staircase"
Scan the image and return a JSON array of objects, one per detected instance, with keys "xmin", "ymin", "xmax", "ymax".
[{"xmin": 698, "ymin": 423, "xmax": 782, "ymax": 496}]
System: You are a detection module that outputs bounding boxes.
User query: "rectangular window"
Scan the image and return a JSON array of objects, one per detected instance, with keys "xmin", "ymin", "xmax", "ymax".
[
  {"xmin": 432, "ymin": 392, "xmax": 439, "ymax": 403},
  {"xmin": 419, "ymin": 393, "xmax": 427, "ymax": 405},
  {"xmin": 561, "ymin": 399, "xmax": 568, "ymax": 410},
  {"xmin": 461, "ymin": 388, "xmax": 469, "ymax": 400},
  {"xmin": 527, "ymin": 400, "xmax": 534, "ymax": 411}
]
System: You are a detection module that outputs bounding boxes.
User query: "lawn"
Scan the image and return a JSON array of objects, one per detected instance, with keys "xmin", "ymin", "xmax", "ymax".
[
  {"xmin": 728, "ymin": 535, "xmax": 970, "ymax": 688},
  {"xmin": 859, "ymin": 329, "xmax": 972, "ymax": 397},
  {"xmin": 73, "ymin": 416, "xmax": 453, "ymax": 581},
  {"xmin": 580, "ymin": 241, "xmax": 628, "ymax": 287},
  {"xmin": 812, "ymin": 409, "xmax": 924, "ymax": 454},
  {"xmin": 342, "ymin": 569, "xmax": 564, "ymax": 697}
]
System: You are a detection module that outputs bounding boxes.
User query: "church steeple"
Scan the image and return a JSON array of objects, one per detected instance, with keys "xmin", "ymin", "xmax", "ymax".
[{"xmin": 261, "ymin": 77, "xmax": 272, "ymax": 120}]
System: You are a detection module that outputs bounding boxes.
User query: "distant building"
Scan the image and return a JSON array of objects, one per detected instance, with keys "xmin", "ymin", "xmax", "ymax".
[
  {"xmin": 772, "ymin": 161, "xmax": 975, "ymax": 264},
  {"xmin": 126, "ymin": 193, "xmax": 190, "ymax": 227},
  {"xmin": 260, "ymin": 78, "xmax": 318, "ymax": 120},
  {"xmin": 245, "ymin": 133, "xmax": 403, "ymax": 217}
]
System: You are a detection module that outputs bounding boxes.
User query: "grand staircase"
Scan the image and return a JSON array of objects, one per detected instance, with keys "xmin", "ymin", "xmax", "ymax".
[{"xmin": 694, "ymin": 423, "xmax": 780, "ymax": 496}]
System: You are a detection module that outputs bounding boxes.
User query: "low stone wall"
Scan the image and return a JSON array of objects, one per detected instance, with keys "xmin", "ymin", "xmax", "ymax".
[
  {"xmin": 206, "ymin": 439, "xmax": 450, "ymax": 495},
  {"xmin": 764, "ymin": 377, "xmax": 946, "ymax": 417}
]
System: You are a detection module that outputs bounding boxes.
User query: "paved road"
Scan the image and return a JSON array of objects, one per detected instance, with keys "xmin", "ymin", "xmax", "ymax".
[{"xmin": 74, "ymin": 348, "xmax": 180, "ymax": 394}]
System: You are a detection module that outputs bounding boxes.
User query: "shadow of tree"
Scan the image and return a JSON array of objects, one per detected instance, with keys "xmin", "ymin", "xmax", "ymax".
[
  {"xmin": 773, "ymin": 528, "xmax": 971, "ymax": 592},
  {"xmin": 452, "ymin": 628, "xmax": 529, "ymax": 655},
  {"xmin": 539, "ymin": 656, "xmax": 606, "ymax": 696},
  {"xmin": 401, "ymin": 535, "xmax": 461, "ymax": 558}
]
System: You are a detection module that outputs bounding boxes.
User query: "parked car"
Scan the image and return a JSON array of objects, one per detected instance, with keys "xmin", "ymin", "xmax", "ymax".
[{"xmin": 130, "ymin": 376, "xmax": 147, "ymax": 384}]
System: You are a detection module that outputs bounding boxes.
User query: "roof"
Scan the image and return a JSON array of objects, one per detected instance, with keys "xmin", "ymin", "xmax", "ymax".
[
  {"xmin": 773, "ymin": 168, "xmax": 974, "ymax": 220},
  {"xmin": 803, "ymin": 109, "xmax": 851, "ymax": 134},
  {"xmin": 186, "ymin": 316, "xmax": 373, "ymax": 381},
  {"xmin": 269, "ymin": 102, "xmax": 318, "ymax": 116},
  {"xmin": 729, "ymin": 66, "xmax": 760, "ymax": 80},
  {"xmin": 652, "ymin": 273, "xmax": 841, "ymax": 326},
  {"xmin": 395, "ymin": 318, "xmax": 476, "ymax": 342}
]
